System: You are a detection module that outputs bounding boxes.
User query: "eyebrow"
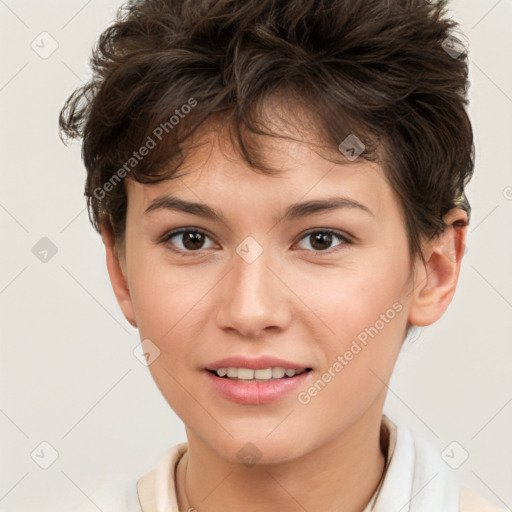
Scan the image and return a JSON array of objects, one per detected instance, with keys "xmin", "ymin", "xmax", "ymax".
[{"xmin": 143, "ymin": 194, "xmax": 374, "ymax": 224}]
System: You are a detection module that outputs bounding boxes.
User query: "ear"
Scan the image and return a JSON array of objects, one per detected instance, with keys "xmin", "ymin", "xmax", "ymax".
[
  {"xmin": 408, "ymin": 208, "xmax": 468, "ymax": 327},
  {"xmin": 100, "ymin": 223, "xmax": 137, "ymax": 328}
]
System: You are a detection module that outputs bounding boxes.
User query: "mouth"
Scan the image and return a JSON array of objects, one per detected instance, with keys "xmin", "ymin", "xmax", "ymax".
[
  {"xmin": 203, "ymin": 356, "xmax": 314, "ymax": 404},
  {"xmin": 206, "ymin": 367, "xmax": 313, "ymax": 382}
]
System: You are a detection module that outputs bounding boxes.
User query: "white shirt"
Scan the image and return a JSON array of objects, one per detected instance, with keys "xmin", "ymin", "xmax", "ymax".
[{"xmin": 73, "ymin": 414, "xmax": 505, "ymax": 511}]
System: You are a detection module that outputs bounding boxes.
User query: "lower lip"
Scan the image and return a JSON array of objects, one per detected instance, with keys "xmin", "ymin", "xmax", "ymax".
[{"xmin": 204, "ymin": 370, "xmax": 312, "ymax": 405}]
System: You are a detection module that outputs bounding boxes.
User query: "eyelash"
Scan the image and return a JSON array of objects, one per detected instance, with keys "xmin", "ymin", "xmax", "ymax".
[{"xmin": 159, "ymin": 228, "xmax": 353, "ymax": 258}]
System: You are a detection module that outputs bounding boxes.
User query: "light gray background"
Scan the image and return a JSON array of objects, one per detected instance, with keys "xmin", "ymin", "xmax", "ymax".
[{"xmin": 0, "ymin": 1, "xmax": 511, "ymax": 511}]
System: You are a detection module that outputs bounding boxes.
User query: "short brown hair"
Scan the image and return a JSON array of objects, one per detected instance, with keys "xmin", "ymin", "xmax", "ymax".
[{"xmin": 59, "ymin": 0, "xmax": 474, "ymax": 263}]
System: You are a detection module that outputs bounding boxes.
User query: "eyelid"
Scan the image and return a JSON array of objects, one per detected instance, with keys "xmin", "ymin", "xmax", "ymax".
[
  {"xmin": 159, "ymin": 227, "xmax": 211, "ymax": 243},
  {"xmin": 297, "ymin": 228, "xmax": 353, "ymax": 242},
  {"xmin": 294, "ymin": 228, "xmax": 353, "ymax": 254}
]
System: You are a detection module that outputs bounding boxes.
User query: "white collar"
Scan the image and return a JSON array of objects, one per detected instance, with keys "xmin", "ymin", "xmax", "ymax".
[{"xmin": 139, "ymin": 414, "xmax": 462, "ymax": 512}]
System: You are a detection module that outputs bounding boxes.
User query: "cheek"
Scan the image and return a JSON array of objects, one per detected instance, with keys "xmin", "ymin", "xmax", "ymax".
[
  {"xmin": 128, "ymin": 261, "xmax": 203, "ymax": 417},
  {"xmin": 289, "ymin": 277, "xmax": 406, "ymax": 441},
  {"xmin": 288, "ymin": 251, "xmax": 410, "ymax": 391},
  {"xmin": 126, "ymin": 246, "xmax": 215, "ymax": 384},
  {"xmin": 292, "ymin": 252, "xmax": 408, "ymax": 341},
  {"xmin": 127, "ymin": 240, "xmax": 197, "ymax": 336}
]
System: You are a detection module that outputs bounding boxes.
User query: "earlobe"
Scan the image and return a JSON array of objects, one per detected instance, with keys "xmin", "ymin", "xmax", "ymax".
[
  {"xmin": 408, "ymin": 208, "xmax": 468, "ymax": 327},
  {"xmin": 100, "ymin": 224, "xmax": 138, "ymax": 328}
]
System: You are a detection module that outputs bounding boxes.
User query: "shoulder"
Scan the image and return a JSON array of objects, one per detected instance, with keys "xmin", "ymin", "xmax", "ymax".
[
  {"xmin": 380, "ymin": 415, "xmax": 506, "ymax": 512},
  {"xmin": 459, "ymin": 486, "xmax": 507, "ymax": 512},
  {"xmin": 71, "ymin": 475, "xmax": 142, "ymax": 512},
  {"xmin": 71, "ymin": 443, "xmax": 188, "ymax": 512},
  {"xmin": 137, "ymin": 441, "xmax": 189, "ymax": 511}
]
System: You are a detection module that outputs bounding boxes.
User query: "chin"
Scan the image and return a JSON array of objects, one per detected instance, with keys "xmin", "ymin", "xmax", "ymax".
[{"xmin": 206, "ymin": 432, "xmax": 309, "ymax": 467}]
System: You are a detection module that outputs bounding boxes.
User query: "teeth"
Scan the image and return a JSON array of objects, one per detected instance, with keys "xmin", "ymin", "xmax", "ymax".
[
  {"xmin": 214, "ymin": 367, "xmax": 305, "ymax": 380},
  {"xmin": 255, "ymin": 368, "xmax": 272, "ymax": 380},
  {"xmin": 239, "ymin": 368, "xmax": 259, "ymax": 380},
  {"xmin": 272, "ymin": 368, "xmax": 286, "ymax": 379}
]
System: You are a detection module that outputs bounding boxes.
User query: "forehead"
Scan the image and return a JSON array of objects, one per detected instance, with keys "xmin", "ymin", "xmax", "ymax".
[
  {"xmin": 126, "ymin": 141, "xmax": 393, "ymax": 223},
  {"xmin": 124, "ymin": 100, "xmax": 398, "ymax": 225}
]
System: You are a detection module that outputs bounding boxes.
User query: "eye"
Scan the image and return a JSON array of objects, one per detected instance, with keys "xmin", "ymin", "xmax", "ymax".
[
  {"xmin": 295, "ymin": 229, "xmax": 352, "ymax": 254},
  {"xmin": 159, "ymin": 227, "xmax": 352, "ymax": 257},
  {"xmin": 160, "ymin": 228, "xmax": 216, "ymax": 255}
]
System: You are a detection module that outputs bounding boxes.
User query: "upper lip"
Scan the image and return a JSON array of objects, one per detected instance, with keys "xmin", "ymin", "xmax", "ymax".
[{"xmin": 205, "ymin": 356, "xmax": 311, "ymax": 371}]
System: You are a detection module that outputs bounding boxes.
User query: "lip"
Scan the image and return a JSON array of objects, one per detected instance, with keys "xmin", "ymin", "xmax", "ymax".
[
  {"xmin": 205, "ymin": 355, "xmax": 311, "ymax": 371},
  {"xmin": 204, "ymin": 368, "xmax": 313, "ymax": 405},
  {"xmin": 202, "ymin": 356, "xmax": 313, "ymax": 405}
]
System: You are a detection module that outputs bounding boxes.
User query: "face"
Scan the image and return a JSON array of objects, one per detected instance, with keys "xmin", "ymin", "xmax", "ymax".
[{"xmin": 117, "ymin": 119, "xmax": 419, "ymax": 465}]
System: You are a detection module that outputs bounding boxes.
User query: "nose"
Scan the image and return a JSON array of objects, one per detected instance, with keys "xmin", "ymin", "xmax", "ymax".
[{"xmin": 215, "ymin": 245, "xmax": 293, "ymax": 339}]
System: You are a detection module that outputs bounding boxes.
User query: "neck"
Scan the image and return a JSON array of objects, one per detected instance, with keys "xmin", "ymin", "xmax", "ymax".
[{"xmin": 176, "ymin": 403, "xmax": 387, "ymax": 512}]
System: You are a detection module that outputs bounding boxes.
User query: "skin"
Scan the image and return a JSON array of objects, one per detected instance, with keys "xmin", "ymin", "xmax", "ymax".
[{"xmin": 101, "ymin": 107, "xmax": 468, "ymax": 512}]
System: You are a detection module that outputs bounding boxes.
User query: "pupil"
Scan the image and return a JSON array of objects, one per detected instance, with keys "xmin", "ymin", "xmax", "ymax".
[
  {"xmin": 183, "ymin": 232, "xmax": 204, "ymax": 250},
  {"xmin": 311, "ymin": 232, "xmax": 332, "ymax": 250}
]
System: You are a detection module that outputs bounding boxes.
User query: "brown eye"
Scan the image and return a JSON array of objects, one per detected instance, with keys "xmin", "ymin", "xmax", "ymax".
[
  {"xmin": 181, "ymin": 231, "xmax": 206, "ymax": 250},
  {"xmin": 310, "ymin": 232, "xmax": 334, "ymax": 251},
  {"xmin": 161, "ymin": 228, "xmax": 215, "ymax": 253},
  {"xmin": 296, "ymin": 230, "xmax": 351, "ymax": 253}
]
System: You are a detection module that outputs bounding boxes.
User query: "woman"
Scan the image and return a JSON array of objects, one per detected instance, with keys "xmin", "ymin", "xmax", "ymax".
[{"xmin": 61, "ymin": 0, "xmax": 504, "ymax": 510}]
